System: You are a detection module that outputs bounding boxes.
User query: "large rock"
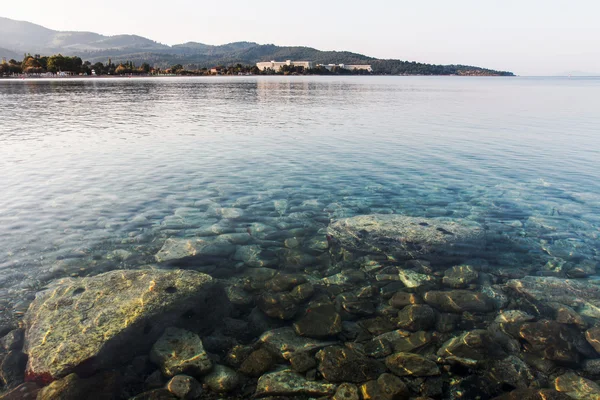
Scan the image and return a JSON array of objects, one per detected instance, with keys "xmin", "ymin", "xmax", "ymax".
[
  {"xmin": 316, "ymin": 346, "xmax": 386, "ymax": 383},
  {"xmin": 255, "ymin": 369, "xmax": 337, "ymax": 397},
  {"xmin": 23, "ymin": 269, "xmax": 225, "ymax": 384},
  {"xmin": 328, "ymin": 215, "xmax": 484, "ymax": 261},
  {"xmin": 507, "ymin": 276, "xmax": 600, "ymax": 319}
]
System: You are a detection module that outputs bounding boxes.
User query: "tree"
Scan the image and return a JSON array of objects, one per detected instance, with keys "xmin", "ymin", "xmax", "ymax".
[
  {"xmin": 140, "ymin": 63, "xmax": 151, "ymax": 73},
  {"xmin": 170, "ymin": 64, "xmax": 183, "ymax": 73}
]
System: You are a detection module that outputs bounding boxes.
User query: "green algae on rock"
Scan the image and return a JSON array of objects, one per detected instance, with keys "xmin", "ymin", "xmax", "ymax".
[
  {"xmin": 327, "ymin": 214, "xmax": 485, "ymax": 261},
  {"xmin": 23, "ymin": 269, "xmax": 223, "ymax": 384}
]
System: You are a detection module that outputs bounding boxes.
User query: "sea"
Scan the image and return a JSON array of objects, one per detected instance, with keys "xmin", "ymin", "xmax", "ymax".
[{"xmin": 0, "ymin": 76, "xmax": 599, "ymax": 396}]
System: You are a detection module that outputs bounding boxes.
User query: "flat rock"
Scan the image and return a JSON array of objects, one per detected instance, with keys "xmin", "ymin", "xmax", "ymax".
[
  {"xmin": 437, "ymin": 330, "xmax": 506, "ymax": 363},
  {"xmin": 503, "ymin": 320, "xmax": 592, "ymax": 363},
  {"xmin": 371, "ymin": 330, "xmax": 433, "ymax": 353},
  {"xmin": 424, "ymin": 290, "xmax": 496, "ymax": 313},
  {"xmin": 155, "ymin": 237, "xmax": 235, "ymax": 263},
  {"xmin": 293, "ymin": 303, "xmax": 342, "ymax": 338},
  {"xmin": 23, "ymin": 269, "xmax": 221, "ymax": 384},
  {"xmin": 255, "ymin": 369, "xmax": 337, "ymax": 397},
  {"xmin": 507, "ymin": 276, "xmax": 600, "ymax": 318},
  {"xmin": 385, "ymin": 352, "xmax": 440, "ymax": 376},
  {"xmin": 150, "ymin": 328, "xmax": 212, "ymax": 377},
  {"xmin": 555, "ymin": 372, "xmax": 600, "ymax": 399},
  {"xmin": 36, "ymin": 371, "xmax": 121, "ymax": 400},
  {"xmin": 396, "ymin": 304, "xmax": 436, "ymax": 331},
  {"xmin": 397, "ymin": 270, "xmax": 434, "ymax": 288},
  {"xmin": 492, "ymin": 388, "xmax": 572, "ymax": 400},
  {"xmin": 587, "ymin": 327, "xmax": 600, "ymax": 354},
  {"xmin": 327, "ymin": 215, "xmax": 484, "ymax": 260},
  {"xmin": 0, "ymin": 382, "xmax": 40, "ymax": 400},
  {"xmin": 259, "ymin": 327, "xmax": 336, "ymax": 360},
  {"xmin": 443, "ymin": 265, "xmax": 479, "ymax": 288},
  {"xmin": 316, "ymin": 346, "xmax": 386, "ymax": 383}
]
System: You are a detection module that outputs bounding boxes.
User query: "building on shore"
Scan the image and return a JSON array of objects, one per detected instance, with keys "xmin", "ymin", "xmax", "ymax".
[
  {"xmin": 318, "ymin": 64, "xmax": 373, "ymax": 72},
  {"xmin": 256, "ymin": 60, "xmax": 314, "ymax": 71}
]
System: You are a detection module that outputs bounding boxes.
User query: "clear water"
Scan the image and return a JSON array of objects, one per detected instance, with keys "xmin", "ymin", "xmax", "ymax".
[{"xmin": 1, "ymin": 76, "xmax": 599, "ymax": 322}]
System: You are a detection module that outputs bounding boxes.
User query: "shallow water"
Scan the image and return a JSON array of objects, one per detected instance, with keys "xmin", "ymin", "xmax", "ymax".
[
  {"xmin": 1, "ymin": 76, "xmax": 600, "ymax": 311},
  {"xmin": 1, "ymin": 77, "xmax": 600, "ymax": 396}
]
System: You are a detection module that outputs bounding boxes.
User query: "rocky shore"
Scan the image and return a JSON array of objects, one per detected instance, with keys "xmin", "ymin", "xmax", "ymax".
[{"xmin": 1, "ymin": 214, "xmax": 599, "ymax": 399}]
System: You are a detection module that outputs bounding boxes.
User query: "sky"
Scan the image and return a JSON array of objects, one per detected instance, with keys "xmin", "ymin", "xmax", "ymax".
[{"xmin": 3, "ymin": 0, "xmax": 599, "ymax": 76}]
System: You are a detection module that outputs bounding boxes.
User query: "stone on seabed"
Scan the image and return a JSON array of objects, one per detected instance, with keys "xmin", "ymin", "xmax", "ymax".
[
  {"xmin": 155, "ymin": 237, "xmax": 235, "ymax": 263},
  {"xmin": 202, "ymin": 364, "xmax": 240, "ymax": 393},
  {"xmin": 166, "ymin": 375, "xmax": 202, "ymax": 399},
  {"xmin": 555, "ymin": 372, "xmax": 600, "ymax": 399},
  {"xmin": 254, "ymin": 369, "xmax": 337, "ymax": 397},
  {"xmin": 316, "ymin": 346, "xmax": 386, "ymax": 383},
  {"xmin": 507, "ymin": 276, "xmax": 600, "ymax": 319},
  {"xmin": 327, "ymin": 214, "xmax": 484, "ymax": 260},
  {"xmin": 22, "ymin": 269, "xmax": 222, "ymax": 384},
  {"xmin": 150, "ymin": 328, "xmax": 212, "ymax": 377}
]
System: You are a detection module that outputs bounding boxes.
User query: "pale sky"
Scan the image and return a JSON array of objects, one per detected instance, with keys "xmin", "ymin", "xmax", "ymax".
[{"xmin": 3, "ymin": 0, "xmax": 599, "ymax": 75}]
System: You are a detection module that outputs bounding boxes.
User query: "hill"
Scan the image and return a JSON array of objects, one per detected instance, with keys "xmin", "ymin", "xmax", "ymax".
[{"xmin": 0, "ymin": 16, "xmax": 514, "ymax": 76}]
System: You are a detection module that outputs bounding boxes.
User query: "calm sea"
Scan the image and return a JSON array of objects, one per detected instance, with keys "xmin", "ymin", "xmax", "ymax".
[{"xmin": 1, "ymin": 76, "xmax": 599, "ymax": 319}]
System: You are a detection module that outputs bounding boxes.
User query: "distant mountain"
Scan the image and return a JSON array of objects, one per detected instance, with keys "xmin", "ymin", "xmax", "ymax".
[
  {"xmin": 0, "ymin": 16, "xmax": 514, "ymax": 76},
  {"xmin": 0, "ymin": 47, "xmax": 20, "ymax": 61},
  {"xmin": 0, "ymin": 17, "xmax": 168, "ymax": 54}
]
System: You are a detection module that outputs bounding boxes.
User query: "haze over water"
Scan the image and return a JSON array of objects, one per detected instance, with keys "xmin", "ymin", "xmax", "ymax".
[{"xmin": 1, "ymin": 75, "xmax": 599, "ymax": 317}]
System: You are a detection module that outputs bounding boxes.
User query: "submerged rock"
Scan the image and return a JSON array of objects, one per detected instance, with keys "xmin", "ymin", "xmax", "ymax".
[
  {"xmin": 155, "ymin": 237, "xmax": 235, "ymax": 263},
  {"xmin": 504, "ymin": 320, "xmax": 592, "ymax": 363},
  {"xmin": 507, "ymin": 276, "xmax": 600, "ymax": 319},
  {"xmin": 443, "ymin": 265, "xmax": 479, "ymax": 288},
  {"xmin": 293, "ymin": 303, "xmax": 342, "ymax": 338},
  {"xmin": 359, "ymin": 373, "xmax": 409, "ymax": 400},
  {"xmin": 0, "ymin": 382, "xmax": 40, "ymax": 400},
  {"xmin": 424, "ymin": 290, "xmax": 496, "ymax": 313},
  {"xmin": 166, "ymin": 375, "xmax": 202, "ymax": 399},
  {"xmin": 36, "ymin": 371, "xmax": 121, "ymax": 400},
  {"xmin": 23, "ymin": 269, "xmax": 222, "ymax": 384},
  {"xmin": 238, "ymin": 348, "xmax": 276, "ymax": 377},
  {"xmin": 316, "ymin": 346, "xmax": 386, "ymax": 383},
  {"xmin": 396, "ymin": 304, "xmax": 436, "ymax": 332},
  {"xmin": 437, "ymin": 330, "xmax": 506, "ymax": 363},
  {"xmin": 333, "ymin": 383, "xmax": 360, "ymax": 400},
  {"xmin": 255, "ymin": 369, "xmax": 337, "ymax": 397},
  {"xmin": 385, "ymin": 352, "xmax": 440, "ymax": 377},
  {"xmin": 259, "ymin": 327, "xmax": 336, "ymax": 360},
  {"xmin": 554, "ymin": 372, "xmax": 600, "ymax": 399},
  {"xmin": 492, "ymin": 388, "xmax": 572, "ymax": 400},
  {"xmin": 150, "ymin": 328, "xmax": 212, "ymax": 378},
  {"xmin": 202, "ymin": 364, "xmax": 240, "ymax": 393},
  {"xmin": 327, "ymin": 214, "xmax": 484, "ymax": 261}
]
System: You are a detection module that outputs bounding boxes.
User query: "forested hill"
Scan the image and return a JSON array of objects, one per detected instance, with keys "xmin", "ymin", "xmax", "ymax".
[{"xmin": 0, "ymin": 16, "xmax": 514, "ymax": 76}]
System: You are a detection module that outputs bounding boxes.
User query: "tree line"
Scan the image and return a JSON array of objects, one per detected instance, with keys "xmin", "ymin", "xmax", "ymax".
[{"xmin": 1, "ymin": 55, "xmax": 374, "ymax": 77}]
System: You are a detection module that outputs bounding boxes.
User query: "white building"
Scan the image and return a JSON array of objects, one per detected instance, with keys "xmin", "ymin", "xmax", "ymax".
[
  {"xmin": 318, "ymin": 64, "xmax": 372, "ymax": 72},
  {"xmin": 256, "ymin": 60, "xmax": 314, "ymax": 71}
]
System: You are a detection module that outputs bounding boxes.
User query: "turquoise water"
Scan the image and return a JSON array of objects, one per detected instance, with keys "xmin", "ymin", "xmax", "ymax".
[{"xmin": 1, "ymin": 76, "xmax": 599, "ymax": 317}]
